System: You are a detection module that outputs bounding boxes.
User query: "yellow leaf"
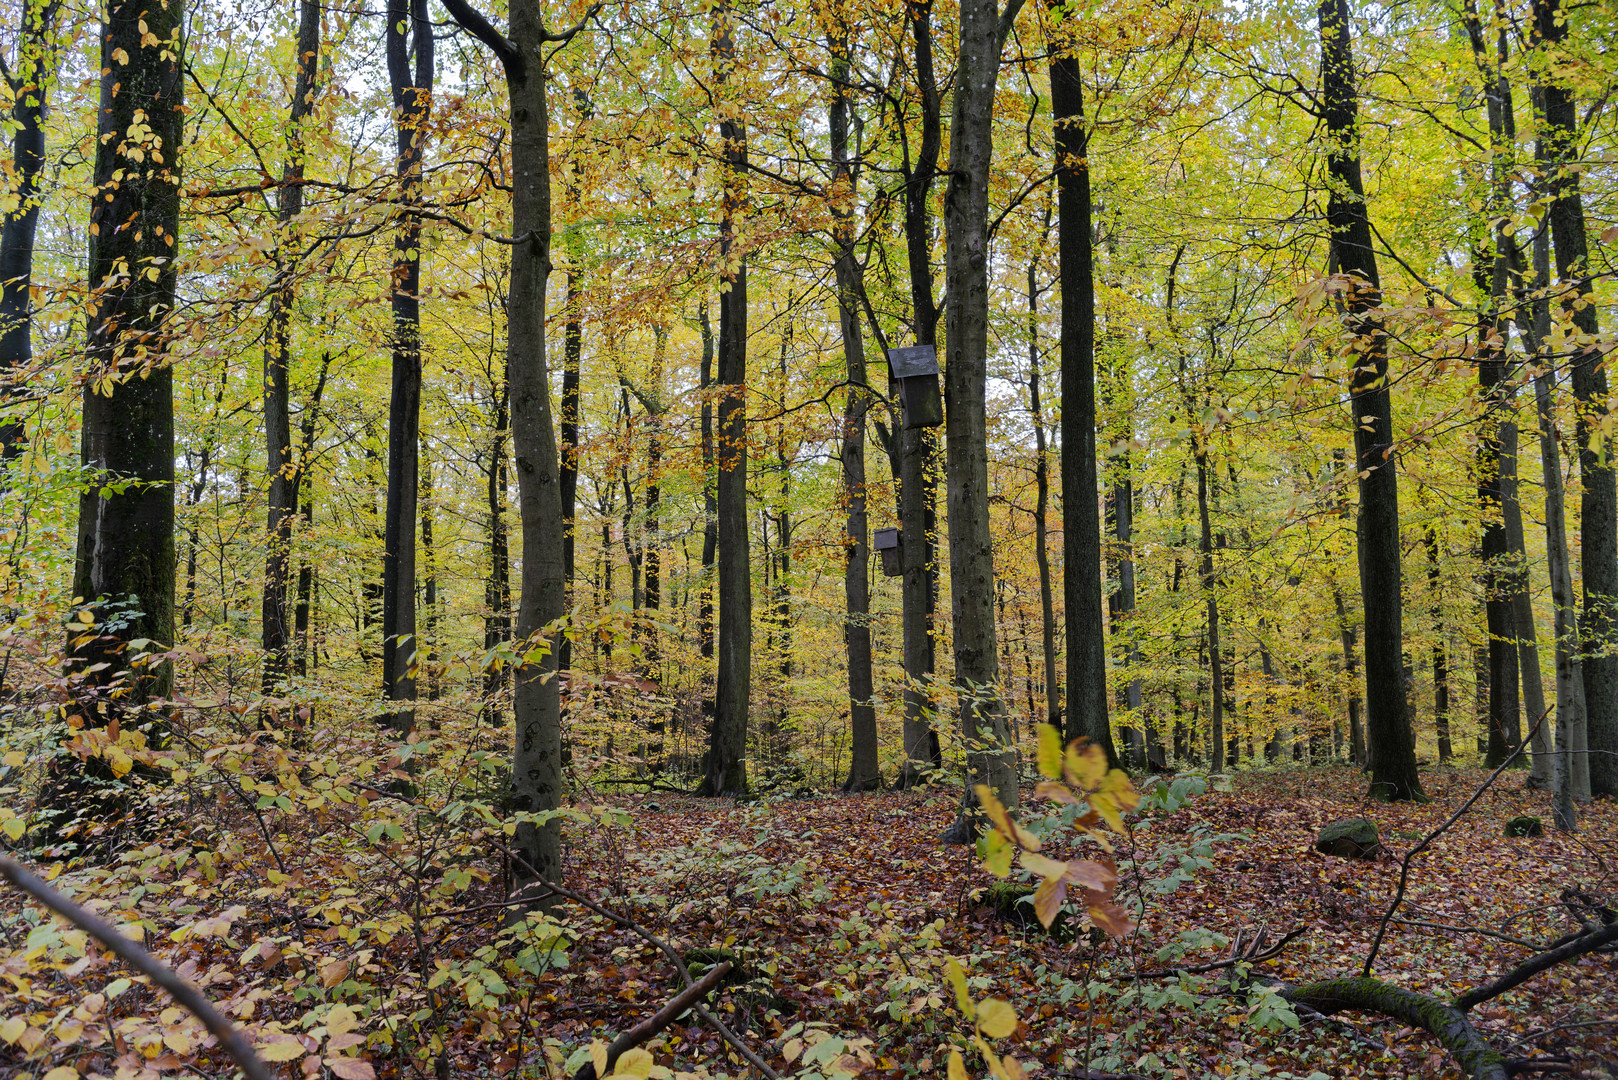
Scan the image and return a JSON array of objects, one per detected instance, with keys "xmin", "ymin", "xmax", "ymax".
[
  {"xmin": 1064, "ymin": 741, "xmax": 1107, "ymax": 791},
  {"xmin": 590, "ymin": 1039, "xmax": 609, "ymax": 1078},
  {"xmin": 43, "ymin": 1068, "xmax": 78, "ymax": 1080},
  {"xmin": 610, "ymin": 1047, "xmax": 655, "ymax": 1078},
  {"xmin": 1035, "ymin": 724, "xmax": 1063, "ymax": 779},
  {"xmin": 0, "ymin": 1017, "xmax": 24, "ymax": 1045},
  {"xmin": 2, "ymin": 750, "xmax": 24, "ymax": 766},
  {"xmin": 1032, "ymin": 876, "xmax": 1065, "ymax": 929},
  {"xmin": 948, "ymin": 1050, "xmax": 969, "ymax": 1080},
  {"xmin": 320, "ymin": 958, "xmax": 350, "ymax": 988},
  {"xmin": 983, "ymin": 830, "xmax": 1013, "ymax": 877},
  {"xmin": 976, "ymin": 997, "xmax": 1017, "ymax": 1039},
  {"xmin": 945, "ymin": 958, "xmax": 971, "ymax": 1014},
  {"xmin": 1, "ymin": 816, "xmax": 23, "ymax": 841},
  {"xmin": 326, "ymin": 1003, "xmax": 358, "ymax": 1036},
  {"xmin": 1019, "ymin": 851, "xmax": 1067, "ymax": 881},
  {"xmin": 326, "ymin": 1057, "xmax": 376, "ymax": 1080},
  {"xmin": 163, "ymin": 1027, "xmax": 193, "ymax": 1054},
  {"xmin": 111, "ymin": 47, "xmax": 129, "ymax": 65},
  {"xmin": 973, "ymin": 785, "xmax": 1038, "ymax": 850},
  {"xmin": 260, "ymin": 1035, "xmax": 306, "ymax": 1062}
]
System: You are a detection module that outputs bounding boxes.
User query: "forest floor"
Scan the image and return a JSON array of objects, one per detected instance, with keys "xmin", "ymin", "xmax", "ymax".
[{"xmin": 3, "ymin": 762, "xmax": 1616, "ymax": 1080}]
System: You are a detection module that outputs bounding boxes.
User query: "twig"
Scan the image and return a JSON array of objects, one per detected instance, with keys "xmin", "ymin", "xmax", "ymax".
[
  {"xmin": 1362, "ymin": 712, "xmax": 1547, "ymax": 978},
  {"xmin": 572, "ymin": 961, "xmax": 732, "ymax": 1080},
  {"xmin": 1132, "ymin": 927, "xmax": 1305, "ymax": 980},
  {"xmin": 1455, "ymin": 920, "xmax": 1618, "ymax": 1012},
  {"xmin": 0, "ymin": 854, "xmax": 275, "ymax": 1080}
]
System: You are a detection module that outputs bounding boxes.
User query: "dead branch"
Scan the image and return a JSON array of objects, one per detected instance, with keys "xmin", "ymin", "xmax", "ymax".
[
  {"xmin": 0, "ymin": 854, "xmax": 275, "ymax": 1080},
  {"xmin": 572, "ymin": 960, "xmax": 733, "ymax": 1080}
]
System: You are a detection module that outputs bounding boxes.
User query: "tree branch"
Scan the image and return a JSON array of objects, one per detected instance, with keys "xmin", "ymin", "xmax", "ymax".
[
  {"xmin": 439, "ymin": 0, "xmax": 521, "ymax": 77},
  {"xmin": 1455, "ymin": 921, "xmax": 1618, "ymax": 1012},
  {"xmin": 572, "ymin": 961, "xmax": 732, "ymax": 1080},
  {"xmin": 0, "ymin": 855, "xmax": 276, "ymax": 1080}
]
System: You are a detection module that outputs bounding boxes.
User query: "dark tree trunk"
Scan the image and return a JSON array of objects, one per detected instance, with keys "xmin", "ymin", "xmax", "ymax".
[
  {"xmin": 290, "ymin": 353, "xmax": 329, "ymax": 677},
  {"xmin": 441, "ymin": 0, "xmax": 578, "ymax": 894},
  {"xmin": 1196, "ymin": 448, "xmax": 1223, "ymax": 769},
  {"xmin": 261, "ymin": 0, "xmax": 322, "ymax": 693},
  {"xmin": 704, "ymin": 0, "xmax": 751, "ymax": 796},
  {"xmin": 559, "ymin": 264, "xmax": 582, "ymax": 677},
  {"xmin": 1318, "ymin": 0, "xmax": 1422, "ymax": 799},
  {"xmin": 1334, "ymin": 588, "xmax": 1365, "ymax": 765},
  {"xmin": 0, "ymin": 0, "xmax": 61, "ymax": 468},
  {"xmin": 1050, "ymin": 11, "xmax": 1115, "ymax": 767},
  {"xmin": 896, "ymin": 0, "xmax": 943, "ymax": 786},
  {"xmin": 1426, "ymin": 528, "xmax": 1452, "ymax": 763},
  {"xmin": 829, "ymin": 21, "xmax": 880, "ymax": 793},
  {"xmin": 1027, "ymin": 264, "xmax": 1059, "ymax": 736},
  {"xmin": 697, "ymin": 302, "xmax": 717, "ymax": 661},
  {"xmin": 380, "ymin": 0, "xmax": 433, "ymax": 732},
  {"xmin": 1476, "ymin": 249, "xmax": 1521, "ymax": 769},
  {"xmin": 482, "ymin": 373, "xmax": 511, "ymax": 725},
  {"xmin": 69, "ymin": 0, "xmax": 183, "ymax": 722},
  {"xmin": 421, "ymin": 445, "xmax": 439, "ymax": 700},
  {"xmin": 1532, "ymin": 0, "xmax": 1617, "ymax": 796},
  {"xmin": 940, "ymin": 0, "xmax": 1027, "ymax": 842}
]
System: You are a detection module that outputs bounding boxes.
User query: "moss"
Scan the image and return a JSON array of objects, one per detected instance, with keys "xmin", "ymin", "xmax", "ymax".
[
  {"xmin": 1314, "ymin": 818, "xmax": 1383, "ymax": 859},
  {"xmin": 982, "ymin": 882, "xmax": 1076, "ymax": 942},
  {"xmin": 1503, "ymin": 814, "xmax": 1543, "ymax": 838}
]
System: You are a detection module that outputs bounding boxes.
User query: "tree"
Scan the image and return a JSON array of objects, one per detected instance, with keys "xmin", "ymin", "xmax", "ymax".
[
  {"xmin": 261, "ymin": 0, "xmax": 322, "ymax": 694},
  {"xmin": 70, "ymin": 0, "xmax": 184, "ymax": 704},
  {"xmin": 0, "ymin": 0, "xmax": 60, "ymax": 468},
  {"xmin": 439, "ymin": 0, "xmax": 596, "ymax": 896},
  {"xmin": 380, "ymin": 0, "xmax": 433, "ymax": 732},
  {"xmin": 1317, "ymin": 0, "xmax": 1422, "ymax": 801},
  {"xmin": 1050, "ymin": 0, "xmax": 1118, "ymax": 769},
  {"xmin": 940, "ymin": 0, "xmax": 1026, "ymax": 840}
]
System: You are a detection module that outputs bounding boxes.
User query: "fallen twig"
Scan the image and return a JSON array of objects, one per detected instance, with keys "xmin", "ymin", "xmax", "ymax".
[{"xmin": 572, "ymin": 960, "xmax": 733, "ymax": 1080}]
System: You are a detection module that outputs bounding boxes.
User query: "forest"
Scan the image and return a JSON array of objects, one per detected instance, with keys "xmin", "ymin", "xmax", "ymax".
[{"xmin": 0, "ymin": 0, "xmax": 1615, "ymax": 1075}]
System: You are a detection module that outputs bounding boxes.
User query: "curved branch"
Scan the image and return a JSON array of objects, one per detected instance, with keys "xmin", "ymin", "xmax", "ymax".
[
  {"xmin": 1285, "ymin": 978, "xmax": 1507, "ymax": 1080},
  {"xmin": 1455, "ymin": 921, "xmax": 1618, "ymax": 1012},
  {"xmin": 572, "ymin": 961, "xmax": 732, "ymax": 1080}
]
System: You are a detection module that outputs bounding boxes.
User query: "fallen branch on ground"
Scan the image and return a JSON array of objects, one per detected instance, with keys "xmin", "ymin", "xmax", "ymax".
[{"xmin": 572, "ymin": 960, "xmax": 733, "ymax": 1080}]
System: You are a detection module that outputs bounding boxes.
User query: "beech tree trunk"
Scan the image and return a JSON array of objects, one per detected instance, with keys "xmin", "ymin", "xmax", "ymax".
[
  {"xmin": 704, "ymin": 0, "xmax": 751, "ymax": 796},
  {"xmin": 697, "ymin": 302, "xmax": 717, "ymax": 660},
  {"xmin": 1027, "ymin": 265, "xmax": 1059, "ymax": 734},
  {"xmin": 1318, "ymin": 0, "xmax": 1422, "ymax": 800},
  {"xmin": 896, "ymin": 0, "xmax": 943, "ymax": 786},
  {"xmin": 379, "ymin": 0, "xmax": 432, "ymax": 732},
  {"xmin": 0, "ymin": 0, "xmax": 61, "ymax": 469},
  {"xmin": 940, "ymin": 0, "xmax": 1026, "ymax": 841},
  {"xmin": 1533, "ymin": 0, "xmax": 1617, "ymax": 797},
  {"xmin": 829, "ymin": 22, "xmax": 880, "ymax": 793},
  {"xmin": 1050, "ymin": 10, "xmax": 1116, "ymax": 767},
  {"xmin": 1426, "ymin": 527, "xmax": 1453, "ymax": 762},
  {"xmin": 261, "ymin": 0, "xmax": 321, "ymax": 693}
]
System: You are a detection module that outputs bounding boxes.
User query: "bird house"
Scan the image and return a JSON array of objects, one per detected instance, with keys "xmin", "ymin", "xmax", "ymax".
[
  {"xmin": 886, "ymin": 345, "xmax": 943, "ymax": 430},
  {"xmin": 873, "ymin": 527, "xmax": 902, "ymax": 577}
]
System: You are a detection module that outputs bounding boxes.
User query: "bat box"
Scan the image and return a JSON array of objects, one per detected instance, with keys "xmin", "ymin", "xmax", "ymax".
[
  {"xmin": 886, "ymin": 345, "xmax": 943, "ymax": 430},
  {"xmin": 873, "ymin": 527, "xmax": 902, "ymax": 577}
]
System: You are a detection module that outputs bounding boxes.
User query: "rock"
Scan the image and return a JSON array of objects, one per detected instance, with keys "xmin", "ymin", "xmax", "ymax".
[
  {"xmin": 1314, "ymin": 817, "xmax": 1382, "ymax": 859},
  {"xmin": 983, "ymin": 882, "xmax": 1075, "ymax": 942},
  {"xmin": 1504, "ymin": 814, "xmax": 1544, "ymax": 838}
]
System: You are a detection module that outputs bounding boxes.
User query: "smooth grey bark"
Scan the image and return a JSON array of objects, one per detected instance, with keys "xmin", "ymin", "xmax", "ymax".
[
  {"xmin": 1318, "ymin": 0, "xmax": 1422, "ymax": 800},
  {"xmin": 828, "ymin": 22, "xmax": 880, "ymax": 793},
  {"xmin": 261, "ymin": 0, "xmax": 321, "ymax": 693},
  {"xmin": 895, "ymin": 0, "xmax": 943, "ymax": 787},
  {"xmin": 704, "ymin": 0, "xmax": 751, "ymax": 796},
  {"xmin": 1050, "ymin": 7, "xmax": 1116, "ymax": 768},
  {"xmin": 1532, "ymin": 0, "xmax": 1617, "ymax": 797},
  {"xmin": 440, "ymin": 0, "xmax": 585, "ymax": 896},
  {"xmin": 379, "ymin": 0, "xmax": 432, "ymax": 732},
  {"xmin": 0, "ymin": 0, "xmax": 61, "ymax": 468},
  {"xmin": 940, "ymin": 0, "xmax": 1026, "ymax": 842}
]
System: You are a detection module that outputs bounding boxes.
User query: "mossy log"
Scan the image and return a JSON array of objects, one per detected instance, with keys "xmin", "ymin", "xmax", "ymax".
[{"xmin": 1284, "ymin": 978, "xmax": 1505, "ymax": 1080}]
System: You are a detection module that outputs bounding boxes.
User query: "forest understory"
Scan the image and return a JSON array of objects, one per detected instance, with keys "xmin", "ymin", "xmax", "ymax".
[{"xmin": 3, "ymin": 753, "xmax": 1613, "ymax": 1080}]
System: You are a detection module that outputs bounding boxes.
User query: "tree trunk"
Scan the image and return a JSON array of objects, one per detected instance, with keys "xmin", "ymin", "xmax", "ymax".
[
  {"xmin": 559, "ymin": 264, "xmax": 582, "ymax": 677},
  {"xmin": 1027, "ymin": 264, "xmax": 1059, "ymax": 737},
  {"xmin": 896, "ymin": 0, "xmax": 943, "ymax": 787},
  {"xmin": 1050, "ymin": 8, "xmax": 1115, "ymax": 767},
  {"xmin": 1333, "ymin": 588, "xmax": 1365, "ymax": 765},
  {"xmin": 1477, "ymin": 267, "xmax": 1521, "ymax": 769},
  {"xmin": 940, "ymin": 0, "xmax": 1026, "ymax": 843},
  {"xmin": 0, "ymin": 0, "xmax": 61, "ymax": 468},
  {"xmin": 70, "ymin": 0, "xmax": 183, "ymax": 713},
  {"xmin": 1426, "ymin": 527, "xmax": 1452, "ymax": 762},
  {"xmin": 483, "ymin": 378, "xmax": 511, "ymax": 726},
  {"xmin": 421, "ymin": 444, "xmax": 439, "ymax": 701},
  {"xmin": 291, "ymin": 352, "xmax": 330, "ymax": 677},
  {"xmin": 1532, "ymin": 0, "xmax": 1617, "ymax": 797},
  {"xmin": 1318, "ymin": 0, "xmax": 1422, "ymax": 800},
  {"xmin": 698, "ymin": 302, "xmax": 717, "ymax": 661},
  {"xmin": 380, "ymin": 0, "xmax": 432, "ymax": 733},
  {"xmin": 1196, "ymin": 448, "xmax": 1223, "ymax": 770},
  {"xmin": 261, "ymin": 0, "xmax": 321, "ymax": 693},
  {"xmin": 704, "ymin": 0, "xmax": 751, "ymax": 796},
  {"xmin": 829, "ymin": 21, "xmax": 880, "ymax": 792}
]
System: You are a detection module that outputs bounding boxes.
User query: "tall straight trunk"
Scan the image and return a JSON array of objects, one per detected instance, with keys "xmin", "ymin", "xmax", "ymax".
[
  {"xmin": 1318, "ymin": 0, "xmax": 1422, "ymax": 800},
  {"xmin": 261, "ymin": 0, "xmax": 322, "ymax": 692},
  {"xmin": 1533, "ymin": 0, "xmax": 1617, "ymax": 796},
  {"xmin": 1050, "ymin": 9, "xmax": 1115, "ymax": 767},
  {"xmin": 290, "ymin": 353, "xmax": 330, "ymax": 676},
  {"xmin": 704, "ymin": 0, "xmax": 751, "ymax": 796},
  {"xmin": 442, "ymin": 0, "xmax": 577, "ymax": 893},
  {"xmin": 643, "ymin": 326, "xmax": 665, "ymax": 666},
  {"xmin": 697, "ymin": 302, "xmax": 717, "ymax": 660},
  {"xmin": 0, "ymin": 0, "xmax": 61, "ymax": 467},
  {"xmin": 1478, "ymin": 264, "xmax": 1521, "ymax": 768},
  {"xmin": 896, "ymin": 0, "xmax": 943, "ymax": 786},
  {"xmin": 1426, "ymin": 527, "xmax": 1453, "ymax": 762},
  {"xmin": 1110, "ymin": 409, "xmax": 1145, "ymax": 767},
  {"xmin": 1027, "ymin": 264, "xmax": 1059, "ymax": 735},
  {"xmin": 1518, "ymin": 218, "xmax": 1589, "ymax": 820},
  {"xmin": 1196, "ymin": 448, "xmax": 1223, "ymax": 769},
  {"xmin": 558, "ymin": 266, "xmax": 582, "ymax": 677},
  {"xmin": 482, "ymin": 380, "xmax": 511, "ymax": 725},
  {"xmin": 421, "ymin": 444, "xmax": 439, "ymax": 700},
  {"xmin": 380, "ymin": 0, "xmax": 432, "ymax": 732},
  {"xmin": 771, "ymin": 328, "xmax": 792, "ymax": 737},
  {"xmin": 71, "ymin": 0, "xmax": 183, "ymax": 698},
  {"xmin": 829, "ymin": 22, "xmax": 880, "ymax": 792},
  {"xmin": 1334, "ymin": 588, "xmax": 1365, "ymax": 764},
  {"xmin": 939, "ymin": 0, "xmax": 1026, "ymax": 842}
]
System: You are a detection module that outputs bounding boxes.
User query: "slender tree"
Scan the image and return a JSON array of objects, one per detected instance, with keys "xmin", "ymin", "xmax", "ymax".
[{"xmin": 1317, "ymin": 0, "xmax": 1422, "ymax": 800}]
